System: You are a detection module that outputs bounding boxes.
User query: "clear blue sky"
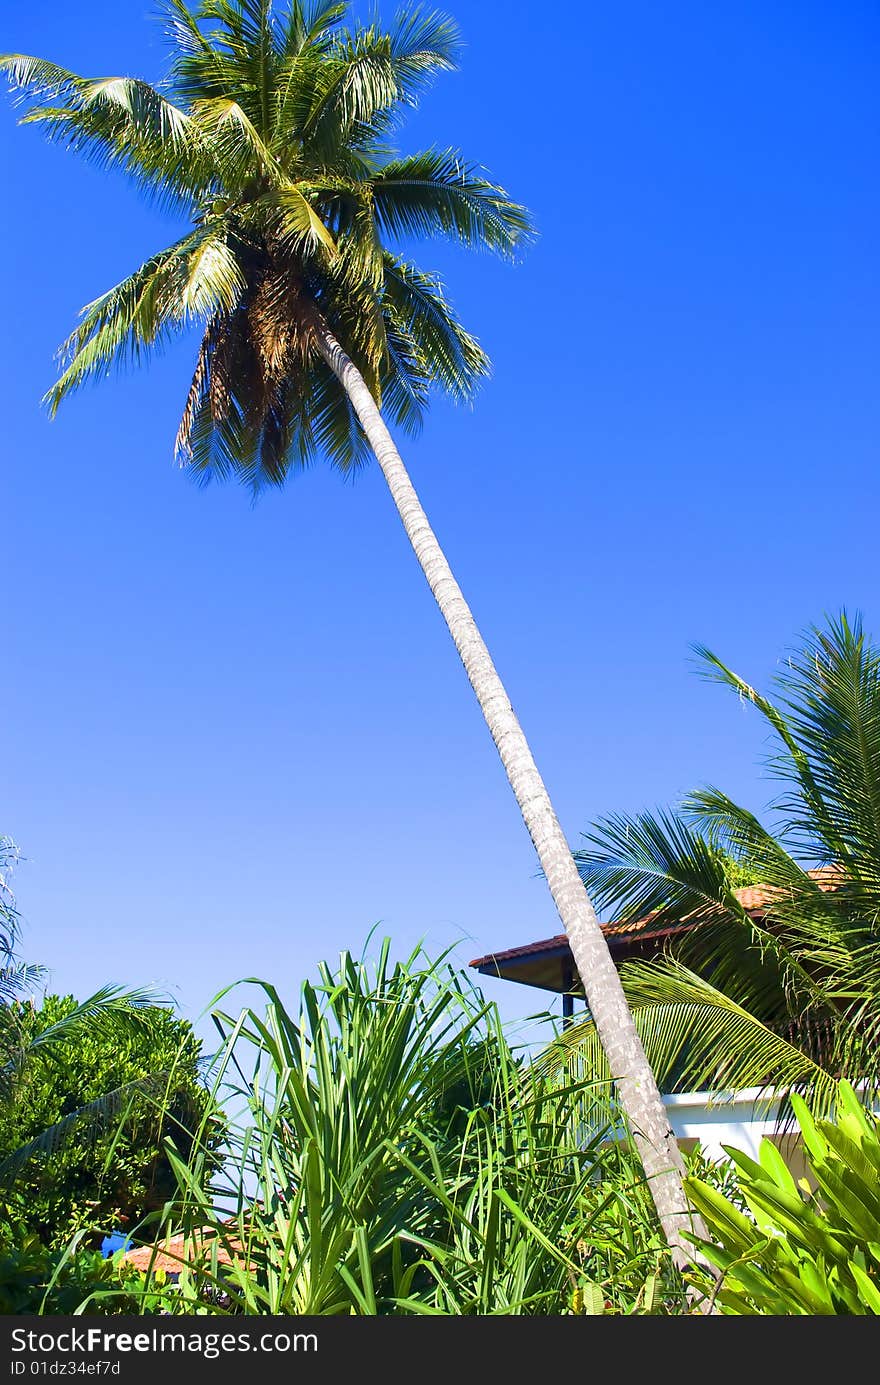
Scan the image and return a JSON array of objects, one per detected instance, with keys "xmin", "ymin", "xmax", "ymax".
[{"xmin": 3, "ymin": 0, "xmax": 878, "ymax": 1037}]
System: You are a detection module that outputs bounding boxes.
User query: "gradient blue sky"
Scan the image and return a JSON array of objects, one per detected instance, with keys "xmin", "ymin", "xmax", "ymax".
[{"xmin": 3, "ymin": 0, "xmax": 878, "ymax": 1038}]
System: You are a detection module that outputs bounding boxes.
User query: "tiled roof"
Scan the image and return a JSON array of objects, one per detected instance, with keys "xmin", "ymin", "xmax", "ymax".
[
  {"xmin": 123, "ymin": 1230, "xmax": 236, "ymax": 1277},
  {"xmin": 469, "ymin": 867, "xmax": 842, "ymax": 971},
  {"xmin": 733, "ymin": 865, "xmax": 842, "ymax": 912}
]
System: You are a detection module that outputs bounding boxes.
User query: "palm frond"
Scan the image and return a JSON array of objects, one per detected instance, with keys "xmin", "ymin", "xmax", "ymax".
[
  {"xmin": 319, "ymin": 233, "xmax": 388, "ymax": 397},
  {"xmin": 575, "ymin": 806, "xmax": 833, "ymax": 1022},
  {"xmin": 0, "ymin": 962, "xmax": 46, "ymax": 1005},
  {"xmin": 775, "ymin": 615, "xmax": 880, "ymax": 876},
  {"xmin": 693, "ymin": 641, "xmax": 850, "ymax": 865},
  {"xmin": 279, "ymin": 0, "xmax": 347, "ymax": 57},
  {"xmin": 163, "ymin": 0, "xmax": 246, "ymax": 107},
  {"xmin": 371, "ymin": 148, "xmax": 534, "ymax": 257},
  {"xmin": 2, "ymin": 984, "xmax": 160, "ymax": 1078},
  {"xmin": 301, "ymin": 30, "xmax": 398, "ymax": 152},
  {"xmin": 178, "ymin": 290, "xmax": 342, "ymax": 489},
  {"xmin": 684, "ymin": 785, "xmax": 795, "ymax": 864},
  {"xmin": 0, "ymin": 835, "xmax": 22, "ymax": 962},
  {"xmin": 574, "ymin": 807, "xmax": 737, "ymax": 925},
  {"xmin": 194, "ymin": 0, "xmax": 281, "ymax": 113},
  {"xmin": 306, "ymin": 357, "xmax": 371, "ymax": 473},
  {"xmin": 181, "ymin": 230, "xmax": 247, "ymax": 316},
  {"xmin": 252, "ymin": 183, "xmax": 338, "ymax": 255},
  {"xmin": 175, "ymin": 312, "xmax": 225, "ymax": 461},
  {"xmin": 542, "ymin": 959, "xmax": 842, "ymax": 1120},
  {"xmin": 0, "ymin": 54, "xmax": 84, "ymax": 102},
  {"xmin": 386, "ymin": 5, "xmax": 461, "ymax": 105},
  {"xmin": 45, "ymin": 225, "xmax": 244, "ymax": 414},
  {"xmin": 191, "ymin": 93, "xmax": 284, "ymax": 191},
  {"xmin": 379, "ymin": 318, "xmax": 430, "ymax": 434},
  {"xmin": 382, "ymin": 254, "xmax": 488, "ymax": 403},
  {"xmin": 571, "ymin": 613, "xmax": 880, "ymax": 1116},
  {"xmin": 2, "ymin": 60, "xmax": 207, "ymax": 212}
]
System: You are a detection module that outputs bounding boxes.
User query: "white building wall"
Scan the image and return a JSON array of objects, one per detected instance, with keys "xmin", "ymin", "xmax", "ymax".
[{"xmin": 663, "ymin": 1087, "xmax": 784, "ymax": 1162}]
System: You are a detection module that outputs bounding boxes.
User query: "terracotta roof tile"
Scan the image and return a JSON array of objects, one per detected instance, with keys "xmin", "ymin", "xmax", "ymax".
[
  {"xmin": 123, "ymin": 1230, "xmax": 236, "ymax": 1277},
  {"xmin": 469, "ymin": 867, "xmax": 843, "ymax": 971}
]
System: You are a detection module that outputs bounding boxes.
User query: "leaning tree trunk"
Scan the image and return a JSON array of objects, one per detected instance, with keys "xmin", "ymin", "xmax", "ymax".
[{"xmin": 312, "ymin": 315, "xmax": 708, "ymax": 1277}]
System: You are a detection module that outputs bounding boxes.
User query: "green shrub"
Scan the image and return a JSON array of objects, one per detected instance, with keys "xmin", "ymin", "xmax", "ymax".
[
  {"xmin": 685, "ymin": 1080, "xmax": 880, "ymax": 1313},
  {"xmin": 0, "ymin": 1234, "xmax": 149, "ymax": 1314},
  {"xmin": 0, "ymin": 995, "xmax": 222, "ymax": 1249}
]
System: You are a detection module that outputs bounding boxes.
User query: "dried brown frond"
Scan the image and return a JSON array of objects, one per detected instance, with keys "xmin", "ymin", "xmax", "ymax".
[{"xmin": 176, "ymin": 314, "xmax": 225, "ymax": 459}]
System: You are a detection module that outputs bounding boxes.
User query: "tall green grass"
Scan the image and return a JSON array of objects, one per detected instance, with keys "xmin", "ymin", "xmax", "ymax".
[{"xmin": 131, "ymin": 942, "xmax": 681, "ymax": 1314}]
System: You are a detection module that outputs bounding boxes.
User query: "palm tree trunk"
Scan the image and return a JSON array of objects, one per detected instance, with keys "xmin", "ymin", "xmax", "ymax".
[{"xmin": 312, "ymin": 314, "xmax": 707, "ymax": 1274}]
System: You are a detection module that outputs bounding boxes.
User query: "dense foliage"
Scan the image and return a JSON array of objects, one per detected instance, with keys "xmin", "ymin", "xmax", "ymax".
[
  {"xmin": 0, "ymin": 993, "xmax": 219, "ymax": 1249},
  {"xmin": 686, "ymin": 1081, "xmax": 880, "ymax": 1314},
  {"xmin": 0, "ymin": 1236, "xmax": 151, "ymax": 1315},
  {"xmin": 136, "ymin": 943, "xmax": 686, "ymax": 1315},
  {"xmin": 6, "ymin": 937, "xmax": 880, "ymax": 1317}
]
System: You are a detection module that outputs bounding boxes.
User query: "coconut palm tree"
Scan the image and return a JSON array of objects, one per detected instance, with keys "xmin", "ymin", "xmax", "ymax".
[
  {"xmin": 563, "ymin": 614, "xmax": 880, "ymax": 1119},
  {"xmin": 0, "ymin": 0, "xmax": 700, "ymax": 1262}
]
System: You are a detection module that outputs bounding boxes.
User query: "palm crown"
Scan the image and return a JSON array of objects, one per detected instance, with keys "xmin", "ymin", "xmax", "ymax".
[{"xmin": 2, "ymin": 0, "xmax": 531, "ymax": 488}]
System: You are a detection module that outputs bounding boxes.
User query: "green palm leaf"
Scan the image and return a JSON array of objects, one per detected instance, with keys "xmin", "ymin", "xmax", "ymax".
[
  {"xmin": 44, "ymin": 225, "xmax": 243, "ymax": 415},
  {"xmin": 543, "ymin": 959, "xmax": 840, "ymax": 1119},
  {"xmin": 2, "ymin": 60, "xmax": 207, "ymax": 212},
  {"xmin": 382, "ymin": 255, "xmax": 488, "ymax": 402},
  {"xmin": 372, "ymin": 149, "xmax": 534, "ymax": 256}
]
